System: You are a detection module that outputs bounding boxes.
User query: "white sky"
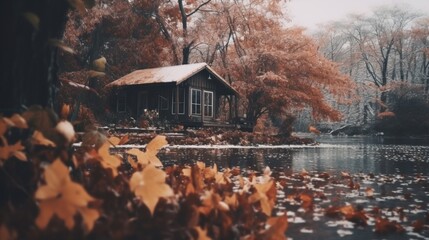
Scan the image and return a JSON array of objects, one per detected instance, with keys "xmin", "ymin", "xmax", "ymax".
[{"xmin": 286, "ymin": 0, "xmax": 429, "ymax": 31}]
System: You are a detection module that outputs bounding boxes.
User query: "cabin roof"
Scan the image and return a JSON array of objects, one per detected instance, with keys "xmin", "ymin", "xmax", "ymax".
[{"xmin": 106, "ymin": 63, "xmax": 238, "ymax": 95}]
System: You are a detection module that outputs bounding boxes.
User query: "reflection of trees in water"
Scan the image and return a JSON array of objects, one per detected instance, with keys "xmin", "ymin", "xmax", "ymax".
[{"xmin": 160, "ymin": 148, "xmax": 294, "ymax": 172}]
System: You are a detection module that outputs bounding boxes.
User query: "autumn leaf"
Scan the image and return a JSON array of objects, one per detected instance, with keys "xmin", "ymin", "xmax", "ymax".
[
  {"xmin": 118, "ymin": 135, "xmax": 129, "ymax": 145},
  {"xmin": 127, "ymin": 135, "xmax": 167, "ymax": 167},
  {"xmin": 130, "ymin": 164, "xmax": 174, "ymax": 215},
  {"xmin": 258, "ymin": 215, "xmax": 288, "ymax": 240},
  {"xmin": 0, "ymin": 139, "xmax": 26, "ymax": 162},
  {"xmin": 35, "ymin": 159, "xmax": 99, "ymax": 231},
  {"xmin": 97, "ymin": 137, "xmax": 122, "ymax": 177},
  {"xmin": 198, "ymin": 191, "xmax": 229, "ymax": 215},
  {"xmin": 32, "ymin": 131, "xmax": 56, "ymax": 147},
  {"xmin": 194, "ymin": 226, "xmax": 211, "ymax": 240},
  {"xmin": 248, "ymin": 180, "xmax": 275, "ymax": 216}
]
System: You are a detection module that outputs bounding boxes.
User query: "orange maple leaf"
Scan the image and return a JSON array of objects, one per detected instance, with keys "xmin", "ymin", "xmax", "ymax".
[
  {"xmin": 35, "ymin": 159, "xmax": 99, "ymax": 231},
  {"xmin": 130, "ymin": 164, "xmax": 174, "ymax": 215},
  {"xmin": 248, "ymin": 180, "xmax": 276, "ymax": 216},
  {"xmin": 97, "ymin": 137, "xmax": 122, "ymax": 177},
  {"xmin": 127, "ymin": 135, "xmax": 167, "ymax": 167}
]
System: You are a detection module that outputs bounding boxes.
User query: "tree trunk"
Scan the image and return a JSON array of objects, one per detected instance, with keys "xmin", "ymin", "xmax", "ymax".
[{"xmin": 0, "ymin": 0, "xmax": 69, "ymax": 115}]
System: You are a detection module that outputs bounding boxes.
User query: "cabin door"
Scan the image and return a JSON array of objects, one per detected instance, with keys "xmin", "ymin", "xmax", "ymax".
[{"xmin": 137, "ymin": 91, "xmax": 148, "ymax": 117}]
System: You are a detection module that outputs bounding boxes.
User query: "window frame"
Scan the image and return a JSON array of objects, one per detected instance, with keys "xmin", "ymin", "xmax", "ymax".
[
  {"xmin": 203, "ymin": 90, "xmax": 214, "ymax": 118},
  {"xmin": 190, "ymin": 88, "xmax": 201, "ymax": 116},
  {"xmin": 172, "ymin": 88, "xmax": 185, "ymax": 115}
]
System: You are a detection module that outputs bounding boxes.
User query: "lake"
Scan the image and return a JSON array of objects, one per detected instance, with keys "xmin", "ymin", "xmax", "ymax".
[
  {"xmin": 159, "ymin": 135, "xmax": 429, "ymax": 239},
  {"xmin": 160, "ymin": 135, "xmax": 429, "ymax": 175}
]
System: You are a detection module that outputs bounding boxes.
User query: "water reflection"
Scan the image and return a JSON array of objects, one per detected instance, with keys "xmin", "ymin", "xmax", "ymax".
[{"xmin": 159, "ymin": 136, "xmax": 429, "ymax": 175}]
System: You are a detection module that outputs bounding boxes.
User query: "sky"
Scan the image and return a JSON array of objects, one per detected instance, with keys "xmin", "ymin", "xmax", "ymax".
[{"xmin": 286, "ymin": 0, "xmax": 429, "ymax": 31}]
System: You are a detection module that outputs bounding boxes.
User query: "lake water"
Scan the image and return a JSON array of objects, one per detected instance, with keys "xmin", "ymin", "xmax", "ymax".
[{"xmin": 160, "ymin": 135, "xmax": 429, "ymax": 175}]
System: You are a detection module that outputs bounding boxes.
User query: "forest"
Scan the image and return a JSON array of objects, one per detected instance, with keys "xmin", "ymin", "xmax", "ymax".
[{"xmin": 1, "ymin": 0, "xmax": 429, "ymax": 239}]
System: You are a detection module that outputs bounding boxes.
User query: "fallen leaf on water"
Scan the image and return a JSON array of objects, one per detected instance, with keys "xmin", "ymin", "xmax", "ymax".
[
  {"xmin": 35, "ymin": 159, "xmax": 99, "ymax": 231},
  {"xmin": 374, "ymin": 217, "xmax": 405, "ymax": 234},
  {"xmin": 130, "ymin": 164, "xmax": 174, "ymax": 215}
]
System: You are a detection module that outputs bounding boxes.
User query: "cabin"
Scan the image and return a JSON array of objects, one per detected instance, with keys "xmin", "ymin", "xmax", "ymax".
[{"xmin": 106, "ymin": 63, "xmax": 240, "ymax": 127}]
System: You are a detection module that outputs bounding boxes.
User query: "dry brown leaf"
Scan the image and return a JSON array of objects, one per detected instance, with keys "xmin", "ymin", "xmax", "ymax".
[
  {"xmin": 35, "ymin": 159, "xmax": 99, "ymax": 231},
  {"xmin": 198, "ymin": 191, "xmax": 229, "ymax": 215},
  {"xmin": 259, "ymin": 215, "xmax": 288, "ymax": 240},
  {"xmin": 32, "ymin": 131, "xmax": 56, "ymax": 147},
  {"xmin": 300, "ymin": 193, "xmax": 313, "ymax": 211},
  {"xmin": 130, "ymin": 164, "xmax": 173, "ymax": 215}
]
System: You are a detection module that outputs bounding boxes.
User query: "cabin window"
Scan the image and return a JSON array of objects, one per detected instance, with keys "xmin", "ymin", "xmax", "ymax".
[
  {"xmin": 191, "ymin": 88, "xmax": 201, "ymax": 115},
  {"xmin": 116, "ymin": 91, "xmax": 127, "ymax": 113},
  {"xmin": 204, "ymin": 91, "xmax": 213, "ymax": 117},
  {"xmin": 158, "ymin": 95, "xmax": 169, "ymax": 110},
  {"xmin": 172, "ymin": 88, "xmax": 185, "ymax": 114}
]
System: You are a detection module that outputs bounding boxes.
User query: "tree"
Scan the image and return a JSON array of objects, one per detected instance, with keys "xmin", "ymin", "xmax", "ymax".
[{"xmin": 196, "ymin": 0, "xmax": 355, "ymax": 128}]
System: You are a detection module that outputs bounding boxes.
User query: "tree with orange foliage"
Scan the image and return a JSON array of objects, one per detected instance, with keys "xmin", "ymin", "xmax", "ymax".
[{"xmin": 197, "ymin": 1, "xmax": 355, "ymax": 128}]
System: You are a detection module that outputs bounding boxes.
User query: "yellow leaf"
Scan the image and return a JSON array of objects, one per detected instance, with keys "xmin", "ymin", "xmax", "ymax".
[
  {"xmin": 32, "ymin": 131, "xmax": 56, "ymax": 147},
  {"xmin": 98, "ymin": 141, "xmax": 121, "ymax": 177},
  {"xmin": 22, "ymin": 12, "xmax": 39, "ymax": 30},
  {"xmin": 35, "ymin": 159, "xmax": 99, "ymax": 231},
  {"xmin": 130, "ymin": 164, "xmax": 174, "ymax": 215},
  {"xmin": 127, "ymin": 136, "xmax": 167, "ymax": 167},
  {"xmin": 48, "ymin": 39, "xmax": 75, "ymax": 54}
]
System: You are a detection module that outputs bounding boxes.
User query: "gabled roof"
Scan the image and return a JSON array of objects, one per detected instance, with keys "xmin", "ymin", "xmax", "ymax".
[{"xmin": 106, "ymin": 63, "xmax": 238, "ymax": 95}]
